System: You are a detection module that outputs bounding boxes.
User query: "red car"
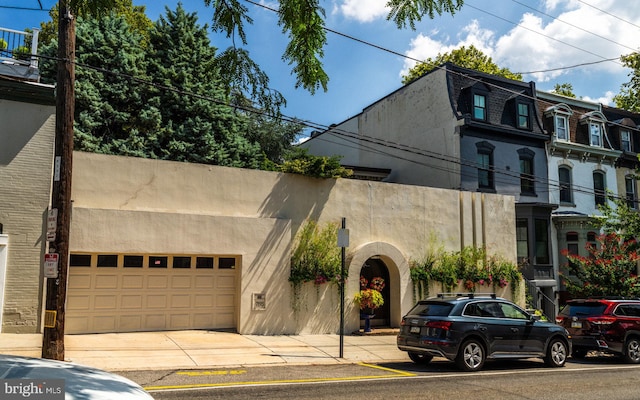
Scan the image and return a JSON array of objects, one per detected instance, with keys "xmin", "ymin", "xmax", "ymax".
[{"xmin": 555, "ymin": 298, "xmax": 640, "ymax": 363}]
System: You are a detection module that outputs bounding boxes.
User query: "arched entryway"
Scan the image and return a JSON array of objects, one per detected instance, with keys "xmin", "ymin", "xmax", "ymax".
[{"xmin": 359, "ymin": 257, "xmax": 390, "ymax": 328}]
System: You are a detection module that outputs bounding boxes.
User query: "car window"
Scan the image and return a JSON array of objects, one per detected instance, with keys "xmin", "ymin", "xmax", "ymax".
[
  {"xmin": 616, "ymin": 304, "xmax": 640, "ymax": 317},
  {"xmin": 499, "ymin": 303, "xmax": 529, "ymax": 320},
  {"xmin": 560, "ymin": 302, "xmax": 607, "ymax": 317},
  {"xmin": 471, "ymin": 302, "xmax": 504, "ymax": 318},
  {"xmin": 409, "ymin": 302, "xmax": 453, "ymax": 316}
]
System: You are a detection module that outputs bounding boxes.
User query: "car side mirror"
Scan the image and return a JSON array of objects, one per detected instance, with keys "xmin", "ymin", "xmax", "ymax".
[{"xmin": 530, "ymin": 314, "xmax": 541, "ymax": 322}]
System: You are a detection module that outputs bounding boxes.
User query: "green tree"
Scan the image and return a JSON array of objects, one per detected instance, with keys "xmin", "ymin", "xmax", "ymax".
[
  {"xmin": 145, "ymin": 5, "xmax": 261, "ymax": 167},
  {"xmin": 402, "ymin": 45, "xmax": 522, "ymax": 85},
  {"xmin": 594, "ymin": 195, "xmax": 640, "ymax": 242},
  {"xmin": 562, "ymin": 233, "xmax": 640, "ymax": 298},
  {"xmin": 206, "ymin": 0, "xmax": 464, "ymax": 94},
  {"xmin": 40, "ymin": 13, "xmax": 161, "ymax": 156},
  {"xmin": 552, "ymin": 83, "xmax": 576, "ymax": 98},
  {"xmin": 614, "ymin": 52, "xmax": 640, "ymax": 112},
  {"xmin": 38, "ymin": 0, "xmax": 152, "ymax": 47}
]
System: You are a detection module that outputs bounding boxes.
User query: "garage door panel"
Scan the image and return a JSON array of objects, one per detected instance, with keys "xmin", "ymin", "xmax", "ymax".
[
  {"xmin": 120, "ymin": 315, "xmax": 142, "ymax": 331},
  {"xmin": 69, "ymin": 275, "xmax": 92, "ymax": 289},
  {"xmin": 145, "ymin": 314, "xmax": 167, "ymax": 330},
  {"xmin": 95, "ymin": 275, "xmax": 118, "ymax": 289},
  {"xmin": 217, "ymin": 275, "xmax": 235, "ymax": 288},
  {"xmin": 121, "ymin": 295, "xmax": 143, "ymax": 309},
  {"xmin": 194, "ymin": 294, "xmax": 214, "ymax": 308},
  {"xmin": 195, "ymin": 276, "xmax": 214, "ymax": 288},
  {"xmin": 93, "ymin": 316, "xmax": 117, "ymax": 331},
  {"xmin": 170, "ymin": 294, "xmax": 190, "ymax": 308},
  {"xmin": 67, "ymin": 295, "xmax": 91, "ymax": 310},
  {"xmin": 148, "ymin": 275, "xmax": 169, "ymax": 289},
  {"xmin": 94, "ymin": 295, "xmax": 117, "ymax": 309},
  {"xmin": 122, "ymin": 275, "xmax": 144, "ymax": 289},
  {"xmin": 147, "ymin": 295, "xmax": 167, "ymax": 308},
  {"xmin": 67, "ymin": 256, "xmax": 238, "ymax": 334},
  {"xmin": 171, "ymin": 276, "xmax": 191, "ymax": 288}
]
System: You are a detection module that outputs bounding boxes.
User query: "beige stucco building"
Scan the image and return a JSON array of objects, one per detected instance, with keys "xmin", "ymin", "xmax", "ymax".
[{"xmin": 63, "ymin": 152, "xmax": 520, "ymax": 335}]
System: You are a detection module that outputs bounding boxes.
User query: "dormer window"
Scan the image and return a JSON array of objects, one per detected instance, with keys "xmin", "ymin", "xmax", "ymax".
[
  {"xmin": 580, "ymin": 111, "xmax": 607, "ymax": 148},
  {"xmin": 621, "ymin": 130, "xmax": 632, "ymax": 152},
  {"xmin": 473, "ymin": 93, "xmax": 487, "ymax": 121},
  {"xmin": 555, "ymin": 115, "xmax": 568, "ymax": 140},
  {"xmin": 589, "ymin": 122, "xmax": 602, "ymax": 147},
  {"xmin": 544, "ymin": 103, "xmax": 572, "ymax": 141},
  {"xmin": 517, "ymin": 103, "xmax": 531, "ymax": 129}
]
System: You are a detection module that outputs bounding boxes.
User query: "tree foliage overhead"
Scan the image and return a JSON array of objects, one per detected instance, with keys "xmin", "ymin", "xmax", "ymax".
[
  {"xmin": 206, "ymin": 0, "xmax": 464, "ymax": 94},
  {"xmin": 614, "ymin": 52, "xmax": 640, "ymax": 112},
  {"xmin": 401, "ymin": 44, "xmax": 522, "ymax": 85},
  {"xmin": 551, "ymin": 83, "xmax": 577, "ymax": 98}
]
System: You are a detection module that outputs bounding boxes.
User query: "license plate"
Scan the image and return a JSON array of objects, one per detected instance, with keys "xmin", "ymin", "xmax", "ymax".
[
  {"xmin": 410, "ymin": 326, "xmax": 421, "ymax": 334},
  {"xmin": 571, "ymin": 321, "xmax": 582, "ymax": 328}
]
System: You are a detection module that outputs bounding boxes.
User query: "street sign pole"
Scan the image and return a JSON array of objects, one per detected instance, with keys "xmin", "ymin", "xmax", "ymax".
[{"xmin": 338, "ymin": 218, "xmax": 348, "ymax": 358}]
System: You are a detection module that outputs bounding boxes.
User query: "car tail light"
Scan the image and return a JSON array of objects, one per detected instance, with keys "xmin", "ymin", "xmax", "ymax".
[
  {"xmin": 425, "ymin": 321, "xmax": 452, "ymax": 330},
  {"xmin": 587, "ymin": 317, "xmax": 616, "ymax": 325},
  {"xmin": 555, "ymin": 316, "xmax": 565, "ymax": 324}
]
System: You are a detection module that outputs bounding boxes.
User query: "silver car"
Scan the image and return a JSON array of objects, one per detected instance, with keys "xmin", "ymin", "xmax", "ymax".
[{"xmin": 0, "ymin": 354, "xmax": 153, "ymax": 400}]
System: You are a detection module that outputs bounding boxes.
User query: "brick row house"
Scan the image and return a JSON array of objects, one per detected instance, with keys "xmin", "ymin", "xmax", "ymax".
[{"xmin": 304, "ymin": 63, "xmax": 640, "ymax": 317}]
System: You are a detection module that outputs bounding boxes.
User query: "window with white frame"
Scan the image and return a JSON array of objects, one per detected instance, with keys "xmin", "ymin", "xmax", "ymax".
[
  {"xmin": 621, "ymin": 130, "xmax": 632, "ymax": 152},
  {"xmin": 555, "ymin": 114, "xmax": 569, "ymax": 140},
  {"xmin": 590, "ymin": 122, "xmax": 602, "ymax": 147}
]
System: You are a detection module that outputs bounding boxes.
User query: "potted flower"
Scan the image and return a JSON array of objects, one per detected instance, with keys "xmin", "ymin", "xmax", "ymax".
[{"xmin": 354, "ymin": 276, "xmax": 385, "ymax": 332}]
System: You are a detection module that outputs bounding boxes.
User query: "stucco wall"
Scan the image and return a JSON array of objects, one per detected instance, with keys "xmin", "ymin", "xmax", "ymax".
[
  {"xmin": 0, "ymin": 98, "xmax": 55, "ymax": 333},
  {"xmin": 70, "ymin": 152, "xmax": 518, "ymax": 335}
]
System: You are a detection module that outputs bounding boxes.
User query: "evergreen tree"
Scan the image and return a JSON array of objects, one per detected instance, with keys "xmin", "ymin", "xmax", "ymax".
[
  {"xmin": 40, "ymin": 13, "xmax": 161, "ymax": 156},
  {"xmin": 145, "ymin": 5, "xmax": 261, "ymax": 167}
]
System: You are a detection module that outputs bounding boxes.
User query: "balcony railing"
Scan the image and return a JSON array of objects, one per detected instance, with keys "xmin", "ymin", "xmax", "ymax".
[
  {"xmin": 0, "ymin": 27, "xmax": 40, "ymax": 81},
  {"xmin": 520, "ymin": 263, "xmax": 554, "ymax": 281}
]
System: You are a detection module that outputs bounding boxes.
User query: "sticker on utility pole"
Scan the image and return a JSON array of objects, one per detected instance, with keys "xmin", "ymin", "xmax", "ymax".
[
  {"xmin": 44, "ymin": 253, "xmax": 59, "ymax": 279},
  {"xmin": 47, "ymin": 209, "xmax": 57, "ymax": 242}
]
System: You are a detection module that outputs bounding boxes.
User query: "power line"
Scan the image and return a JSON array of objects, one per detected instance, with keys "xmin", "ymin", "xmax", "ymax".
[
  {"xmin": 576, "ymin": 0, "xmax": 640, "ymax": 31},
  {"xmin": 509, "ymin": 0, "xmax": 639, "ymax": 53},
  {"xmin": 464, "ymin": 2, "xmax": 623, "ymax": 68}
]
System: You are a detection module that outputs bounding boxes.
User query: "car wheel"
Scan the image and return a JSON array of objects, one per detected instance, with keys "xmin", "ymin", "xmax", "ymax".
[
  {"xmin": 623, "ymin": 337, "xmax": 640, "ymax": 364},
  {"xmin": 408, "ymin": 352, "xmax": 433, "ymax": 365},
  {"xmin": 544, "ymin": 338, "xmax": 567, "ymax": 367},
  {"xmin": 455, "ymin": 339, "xmax": 485, "ymax": 372},
  {"xmin": 571, "ymin": 348, "xmax": 587, "ymax": 359}
]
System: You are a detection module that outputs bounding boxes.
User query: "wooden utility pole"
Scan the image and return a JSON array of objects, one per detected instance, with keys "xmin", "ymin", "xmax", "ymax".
[{"xmin": 42, "ymin": 0, "xmax": 75, "ymax": 361}]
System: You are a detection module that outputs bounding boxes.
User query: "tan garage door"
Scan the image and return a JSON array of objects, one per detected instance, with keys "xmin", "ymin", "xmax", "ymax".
[{"xmin": 66, "ymin": 254, "xmax": 237, "ymax": 334}]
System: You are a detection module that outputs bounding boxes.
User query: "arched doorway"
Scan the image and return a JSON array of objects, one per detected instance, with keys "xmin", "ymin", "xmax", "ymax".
[{"xmin": 359, "ymin": 257, "xmax": 390, "ymax": 328}]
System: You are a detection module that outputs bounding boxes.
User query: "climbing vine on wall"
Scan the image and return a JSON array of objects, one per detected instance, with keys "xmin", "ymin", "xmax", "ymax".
[{"xmin": 290, "ymin": 220, "xmax": 342, "ymax": 311}]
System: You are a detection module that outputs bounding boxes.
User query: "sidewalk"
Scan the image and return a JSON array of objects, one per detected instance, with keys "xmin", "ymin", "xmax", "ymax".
[{"xmin": 0, "ymin": 330, "xmax": 406, "ymax": 371}]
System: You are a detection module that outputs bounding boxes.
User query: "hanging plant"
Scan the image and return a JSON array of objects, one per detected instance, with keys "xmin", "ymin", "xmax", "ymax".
[{"xmin": 290, "ymin": 220, "xmax": 342, "ymax": 312}]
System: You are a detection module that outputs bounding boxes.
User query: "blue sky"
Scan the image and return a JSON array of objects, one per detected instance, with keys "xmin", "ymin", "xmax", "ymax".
[{"xmin": 1, "ymin": 0, "xmax": 639, "ymax": 137}]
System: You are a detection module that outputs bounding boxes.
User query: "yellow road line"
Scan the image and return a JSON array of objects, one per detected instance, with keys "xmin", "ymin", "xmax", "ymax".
[
  {"xmin": 145, "ymin": 363, "xmax": 416, "ymax": 391},
  {"xmin": 177, "ymin": 370, "xmax": 247, "ymax": 376}
]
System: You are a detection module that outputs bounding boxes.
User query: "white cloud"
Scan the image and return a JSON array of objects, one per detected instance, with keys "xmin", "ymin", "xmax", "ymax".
[
  {"xmin": 338, "ymin": 0, "xmax": 389, "ymax": 23},
  {"xmin": 583, "ymin": 90, "xmax": 616, "ymax": 105}
]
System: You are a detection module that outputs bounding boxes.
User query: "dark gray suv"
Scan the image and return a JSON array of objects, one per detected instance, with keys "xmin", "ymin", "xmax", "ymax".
[{"xmin": 397, "ymin": 294, "xmax": 571, "ymax": 371}]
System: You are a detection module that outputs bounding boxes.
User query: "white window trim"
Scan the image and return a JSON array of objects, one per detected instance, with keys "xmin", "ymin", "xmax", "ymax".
[
  {"xmin": 621, "ymin": 130, "xmax": 632, "ymax": 152},
  {"xmin": 0, "ymin": 235, "xmax": 8, "ymax": 333}
]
